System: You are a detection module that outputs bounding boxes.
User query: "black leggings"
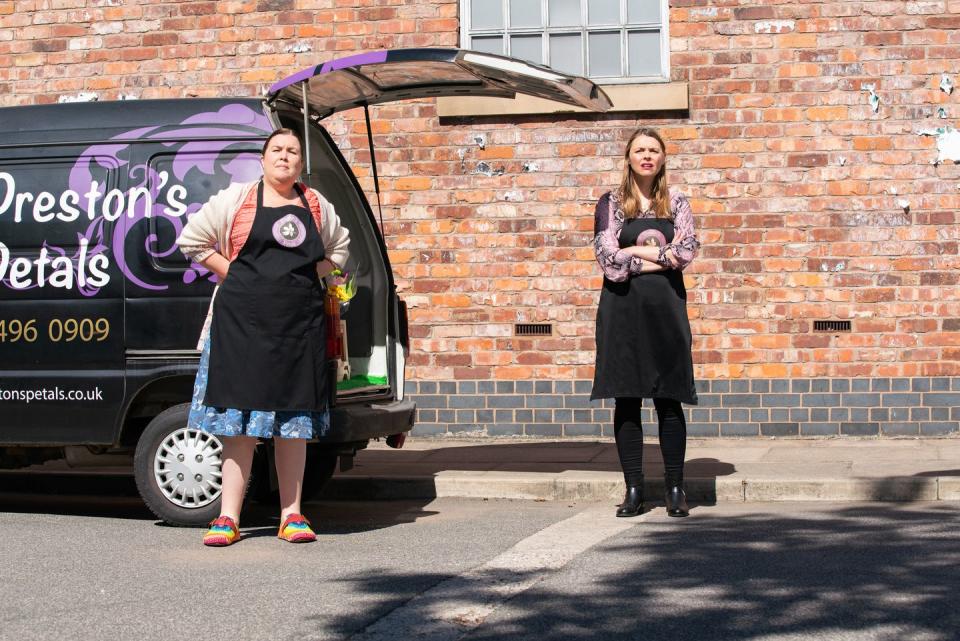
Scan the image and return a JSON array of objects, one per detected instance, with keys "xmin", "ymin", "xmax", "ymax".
[{"xmin": 614, "ymin": 397, "xmax": 686, "ymax": 486}]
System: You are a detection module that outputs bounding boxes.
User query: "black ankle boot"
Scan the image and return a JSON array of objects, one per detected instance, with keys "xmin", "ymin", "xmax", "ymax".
[
  {"xmin": 616, "ymin": 484, "xmax": 644, "ymax": 517},
  {"xmin": 664, "ymin": 474, "xmax": 689, "ymax": 517}
]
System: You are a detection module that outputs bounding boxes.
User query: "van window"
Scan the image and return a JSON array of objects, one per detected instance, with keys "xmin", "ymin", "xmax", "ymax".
[{"xmin": 145, "ymin": 150, "xmax": 262, "ymax": 271}]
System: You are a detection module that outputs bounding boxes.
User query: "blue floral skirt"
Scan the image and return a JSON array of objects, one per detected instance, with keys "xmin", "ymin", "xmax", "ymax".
[{"xmin": 187, "ymin": 336, "xmax": 329, "ymax": 440}]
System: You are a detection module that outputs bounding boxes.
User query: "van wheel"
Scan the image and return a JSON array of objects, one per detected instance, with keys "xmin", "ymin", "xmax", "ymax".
[
  {"xmin": 250, "ymin": 445, "xmax": 338, "ymax": 505},
  {"xmin": 133, "ymin": 404, "xmax": 224, "ymax": 527}
]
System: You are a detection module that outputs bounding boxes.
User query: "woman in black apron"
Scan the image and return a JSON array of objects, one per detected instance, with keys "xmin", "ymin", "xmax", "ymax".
[
  {"xmin": 591, "ymin": 128, "xmax": 701, "ymax": 518},
  {"xmin": 184, "ymin": 129, "xmax": 346, "ymax": 546}
]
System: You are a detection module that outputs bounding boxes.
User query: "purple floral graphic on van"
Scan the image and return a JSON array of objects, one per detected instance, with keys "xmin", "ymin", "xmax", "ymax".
[{"xmin": 42, "ymin": 103, "xmax": 271, "ymax": 296}]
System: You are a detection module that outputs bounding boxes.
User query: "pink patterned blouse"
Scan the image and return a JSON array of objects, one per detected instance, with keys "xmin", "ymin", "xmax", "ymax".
[{"xmin": 593, "ymin": 189, "xmax": 700, "ymax": 282}]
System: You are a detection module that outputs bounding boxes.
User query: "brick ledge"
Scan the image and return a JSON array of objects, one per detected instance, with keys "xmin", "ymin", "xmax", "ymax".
[{"xmin": 436, "ymin": 82, "xmax": 689, "ymax": 117}]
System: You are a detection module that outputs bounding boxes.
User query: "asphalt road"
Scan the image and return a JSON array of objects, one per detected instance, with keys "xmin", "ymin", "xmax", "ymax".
[{"xmin": 1, "ymin": 484, "xmax": 958, "ymax": 641}]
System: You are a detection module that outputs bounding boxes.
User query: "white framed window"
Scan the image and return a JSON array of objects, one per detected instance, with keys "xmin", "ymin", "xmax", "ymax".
[{"xmin": 459, "ymin": 0, "xmax": 670, "ymax": 84}]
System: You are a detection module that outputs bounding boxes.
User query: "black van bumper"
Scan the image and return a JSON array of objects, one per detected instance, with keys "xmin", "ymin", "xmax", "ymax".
[{"xmin": 324, "ymin": 398, "xmax": 416, "ymax": 443}]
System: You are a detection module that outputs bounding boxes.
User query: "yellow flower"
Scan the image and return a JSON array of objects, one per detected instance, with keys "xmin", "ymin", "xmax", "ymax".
[{"xmin": 327, "ymin": 269, "xmax": 356, "ymax": 303}]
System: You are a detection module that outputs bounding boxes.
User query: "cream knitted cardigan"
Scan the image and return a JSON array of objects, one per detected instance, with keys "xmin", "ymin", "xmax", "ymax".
[{"xmin": 176, "ymin": 180, "xmax": 351, "ymax": 348}]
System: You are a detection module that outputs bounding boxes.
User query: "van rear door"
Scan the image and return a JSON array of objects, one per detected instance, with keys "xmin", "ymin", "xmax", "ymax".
[{"xmin": 267, "ymin": 48, "xmax": 611, "ymax": 117}]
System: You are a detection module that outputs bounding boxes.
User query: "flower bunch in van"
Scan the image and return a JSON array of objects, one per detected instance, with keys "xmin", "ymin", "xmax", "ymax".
[{"xmin": 327, "ymin": 268, "xmax": 356, "ymax": 305}]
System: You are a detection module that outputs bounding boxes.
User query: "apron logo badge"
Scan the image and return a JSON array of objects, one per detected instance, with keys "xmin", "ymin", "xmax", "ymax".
[
  {"xmin": 272, "ymin": 214, "xmax": 306, "ymax": 248},
  {"xmin": 636, "ymin": 229, "xmax": 667, "ymax": 248}
]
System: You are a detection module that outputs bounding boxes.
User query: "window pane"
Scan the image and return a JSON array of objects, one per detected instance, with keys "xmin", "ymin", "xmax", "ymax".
[
  {"xmin": 628, "ymin": 0, "xmax": 660, "ymax": 24},
  {"xmin": 549, "ymin": 33, "xmax": 583, "ymax": 75},
  {"xmin": 588, "ymin": 0, "xmax": 619, "ymax": 25},
  {"xmin": 471, "ymin": 1, "xmax": 503, "ymax": 30},
  {"xmin": 472, "ymin": 36, "xmax": 504, "ymax": 55},
  {"xmin": 510, "ymin": 0, "xmax": 542, "ymax": 27},
  {"xmin": 588, "ymin": 31, "xmax": 620, "ymax": 76},
  {"xmin": 628, "ymin": 30, "xmax": 661, "ymax": 76},
  {"xmin": 511, "ymin": 34, "xmax": 543, "ymax": 64},
  {"xmin": 549, "ymin": 0, "xmax": 581, "ymax": 26}
]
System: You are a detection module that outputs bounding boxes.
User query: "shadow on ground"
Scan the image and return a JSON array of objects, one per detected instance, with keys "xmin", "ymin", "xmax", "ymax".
[
  {"xmin": 346, "ymin": 441, "xmax": 728, "ymax": 475},
  {"xmin": 316, "ymin": 503, "xmax": 960, "ymax": 640},
  {"xmin": 0, "ymin": 472, "xmax": 151, "ymax": 520},
  {"xmin": 238, "ymin": 500, "xmax": 440, "ymax": 537},
  {"xmin": 327, "ymin": 441, "xmax": 738, "ymax": 503},
  {"xmin": 0, "ymin": 471, "xmax": 438, "ymax": 533}
]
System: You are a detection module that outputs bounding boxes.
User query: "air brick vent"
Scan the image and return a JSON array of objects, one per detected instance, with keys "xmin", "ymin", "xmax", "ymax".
[
  {"xmin": 515, "ymin": 323, "xmax": 553, "ymax": 337},
  {"xmin": 813, "ymin": 320, "xmax": 852, "ymax": 332}
]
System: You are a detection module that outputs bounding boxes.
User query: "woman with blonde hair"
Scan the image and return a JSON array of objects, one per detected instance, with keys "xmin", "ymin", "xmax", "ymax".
[{"xmin": 591, "ymin": 127, "xmax": 700, "ymax": 518}]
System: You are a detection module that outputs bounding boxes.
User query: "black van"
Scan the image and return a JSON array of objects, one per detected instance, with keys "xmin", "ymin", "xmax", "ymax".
[{"xmin": 0, "ymin": 48, "xmax": 609, "ymax": 525}]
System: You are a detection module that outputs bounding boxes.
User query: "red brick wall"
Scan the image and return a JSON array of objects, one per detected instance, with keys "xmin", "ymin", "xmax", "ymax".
[{"xmin": 3, "ymin": 0, "xmax": 959, "ymax": 384}]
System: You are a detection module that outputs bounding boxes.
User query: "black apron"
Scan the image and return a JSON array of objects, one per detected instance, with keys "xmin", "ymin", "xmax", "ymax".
[
  {"xmin": 591, "ymin": 216, "xmax": 698, "ymax": 404},
  {"xmin": 204, "ymin": 182, "xmax": 328, "ymax": 412}
]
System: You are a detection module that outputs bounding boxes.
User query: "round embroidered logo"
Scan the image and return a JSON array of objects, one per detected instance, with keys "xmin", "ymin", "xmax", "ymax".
[
  {"xmin": 272, "ymin": 214, "xmax": 306, "ymax": 248},
  {"xmin": 636, "ymin": 229, "xmax": 667, "ymax": 248}
]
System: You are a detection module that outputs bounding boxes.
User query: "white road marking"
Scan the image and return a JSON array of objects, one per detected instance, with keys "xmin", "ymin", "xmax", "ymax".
[{"xmin": 349, "ymin": 505, "xmax": 648, "ymax": 640}]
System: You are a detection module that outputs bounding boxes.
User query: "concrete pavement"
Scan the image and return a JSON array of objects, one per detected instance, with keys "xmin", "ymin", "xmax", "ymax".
[
  {"xmin": 5, "ymin": 500, "xmax": 957, "ymax": 640},
  {"xmin": 325, "ymin": 437, "xmax": 960, "ymax": 503}
]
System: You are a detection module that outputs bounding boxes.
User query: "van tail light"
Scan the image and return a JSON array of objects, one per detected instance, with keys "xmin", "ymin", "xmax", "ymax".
[
  {"xmin": 386, "ymin": 433, "xmax": 406, "ymax": 449},
  {"xmin": 398, "ymin": 298, "xmax": 409, "ymax": 357}
]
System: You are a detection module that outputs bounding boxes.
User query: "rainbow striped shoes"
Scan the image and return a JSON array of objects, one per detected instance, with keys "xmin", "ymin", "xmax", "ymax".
[
  {"xmin": 202, "ymin": 513, "xmax": 315, "ymax": 546},
  {"xmin": 277, "ymin": 513, "xmax": 317, "ymax": 543},
  {"xmin": 203, "ymin": 516, "xmax": 240, "ymax": 547}
]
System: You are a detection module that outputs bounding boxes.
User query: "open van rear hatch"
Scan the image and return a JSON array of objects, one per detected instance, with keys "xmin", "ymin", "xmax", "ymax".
[
  {"xmin": 266, "ymin": 48, "xmax": 612, "ymax": 119},
  {"xmin": 266, "ymin": 46, "xmax": 611, "ymax": 228}
]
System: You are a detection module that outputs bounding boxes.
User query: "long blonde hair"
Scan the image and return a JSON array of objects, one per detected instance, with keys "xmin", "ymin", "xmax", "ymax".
[{"xmin": 617, "ymin": 127, "xmax": 671, "ymax": 220}]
